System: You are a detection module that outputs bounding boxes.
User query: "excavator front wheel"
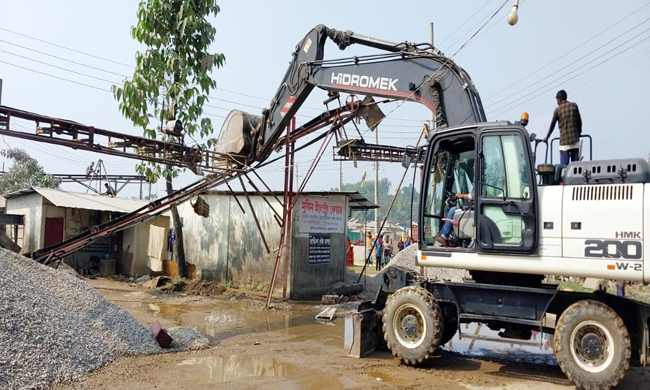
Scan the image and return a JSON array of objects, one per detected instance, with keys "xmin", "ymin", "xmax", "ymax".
[
  {"xmin": 554, "ymin": 300, "xmax": 630, "ymax": 390},
  {"xmin": 382, "ymin": 286, "xmax": 443, "ymax": 365}
]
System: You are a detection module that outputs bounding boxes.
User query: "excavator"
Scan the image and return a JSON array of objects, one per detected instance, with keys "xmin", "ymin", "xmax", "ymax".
[
  {"xmin": 218, "ymin": 25, "xmax": 650, "ymax": 390},
  {"xmin": 5, "ymin": 24, "xmax": 646, "ymax": 389}
]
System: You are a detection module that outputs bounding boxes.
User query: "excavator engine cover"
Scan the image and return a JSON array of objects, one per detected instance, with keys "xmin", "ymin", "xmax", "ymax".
[{"xmin": 215, "ymin": 110, "xmax": 261, "ymax": 162}]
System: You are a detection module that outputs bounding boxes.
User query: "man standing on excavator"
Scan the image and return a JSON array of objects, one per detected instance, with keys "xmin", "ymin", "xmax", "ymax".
[{"xmin": 544, "ymin": 90, "xmax": 582, "ymax": 165}]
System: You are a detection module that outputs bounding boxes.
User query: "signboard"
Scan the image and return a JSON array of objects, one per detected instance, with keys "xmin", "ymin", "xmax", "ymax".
[
  {"xmin": 308, "ymin": 233, "xmax": 331, "ymax": 264},
  {"xmin": 298, "ymin": 197, "xmax": 345, "ymax": 234}
]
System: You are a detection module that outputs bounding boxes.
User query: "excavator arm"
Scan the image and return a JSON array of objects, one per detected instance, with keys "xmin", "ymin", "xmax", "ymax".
[{"xmin": 216, "ymin": 24, "xmax": 487, "ymax": 164}]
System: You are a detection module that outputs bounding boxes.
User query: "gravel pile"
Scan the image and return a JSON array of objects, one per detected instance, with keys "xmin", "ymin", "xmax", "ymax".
[
  {"xmin": 0, "ymin": 248, "xmax": 162, "ymax": 390},
  {"xmin": 380, "ymin": 244, "xmax": 469, "ymax": 282},
  {"xmin": 352, "ymin": 244, "xmax": 469, "ymax": 300},
  {"xmin": 168, "ymin": 328, "xmax": 210, "ymax": 351}
]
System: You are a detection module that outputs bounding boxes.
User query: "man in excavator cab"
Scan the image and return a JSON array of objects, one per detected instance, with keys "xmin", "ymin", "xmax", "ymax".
[{"xmin": 431, "ymin": 141, "xmax": 476, "ymax": 248}]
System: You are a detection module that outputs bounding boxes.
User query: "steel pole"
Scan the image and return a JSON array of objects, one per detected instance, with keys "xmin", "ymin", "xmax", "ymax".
[
  {"xmin": 374, "ymin": 128, "xmax": 379, "ymax": 236},
  {"xmin": 429, "ymin": 22, "xmax": 435, "ymax": 131}
]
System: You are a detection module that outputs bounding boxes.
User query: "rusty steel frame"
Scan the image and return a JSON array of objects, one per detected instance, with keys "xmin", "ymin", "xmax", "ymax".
[
  {"xmin": 0, "ymin": 105, "xmax": 221, "ymax": 173},
  {"xmin": 1, "ymin": 96, "xmax": 421, "ymax": 308},
  {"xmin": 283, "ymin": 118, "xmax": 296, "ymax": 300},
  {"xmin": 245, "ymin": 176, "xmax": 283, "ymax": 225},
  {"xmin": 333, "ymin": 142, "xmax": 425, "ymax": 164},
  {"xmin": 237, "ymin": 174, "xmax": 271, "ymax": 254},
  {"xmin": 221, "ymin": 173, "xmax": 246, "ymax": 214}
]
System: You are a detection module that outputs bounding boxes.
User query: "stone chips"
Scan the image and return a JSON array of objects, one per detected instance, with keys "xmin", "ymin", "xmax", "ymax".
[{"xmin": 0, "ymin": 248, "xmax": 161, "ymax": 390}]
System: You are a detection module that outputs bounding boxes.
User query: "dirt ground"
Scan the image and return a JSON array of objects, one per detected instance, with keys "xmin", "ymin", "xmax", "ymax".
[{"xmin": 53, "ymin": 278, "xmax": 650, "ymax": 390}]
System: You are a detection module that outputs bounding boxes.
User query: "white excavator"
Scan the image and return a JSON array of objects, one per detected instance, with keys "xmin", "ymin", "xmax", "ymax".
[{"xmin": 215, "ymin": 25, "xmax": 650, "ymax": 390}]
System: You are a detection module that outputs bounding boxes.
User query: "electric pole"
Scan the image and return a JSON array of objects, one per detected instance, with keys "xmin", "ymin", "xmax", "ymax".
[
  {"xmin": 339, "ymin": 160, "xmax": 342, "ymax": 191},
  {"xmin": 374, "ymin": 127, "xmax": 379, "ymax": 235}
]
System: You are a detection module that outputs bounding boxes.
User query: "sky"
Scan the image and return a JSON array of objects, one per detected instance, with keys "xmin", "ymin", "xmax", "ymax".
[{"xmin": 0, "ymin": 0, "xmax": 648, "ymax": 200}]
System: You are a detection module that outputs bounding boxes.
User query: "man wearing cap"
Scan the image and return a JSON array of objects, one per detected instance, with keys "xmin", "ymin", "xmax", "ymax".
[{"xmin": 544, "ymin": 90, "xmax": 582, "ymax": 165}]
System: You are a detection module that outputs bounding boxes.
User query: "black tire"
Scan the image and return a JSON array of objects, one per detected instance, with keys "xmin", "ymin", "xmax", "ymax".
[
  {"xmin": 440, "ymin": 316, "xmax": 458, "ymax": 346},
  {"xmin": 382, "ymin": 286, "xmax": 443, "ymax": 365},
  {"xmin": 554, "ymin": 300, "xmax": 630, "ymax": 390}
]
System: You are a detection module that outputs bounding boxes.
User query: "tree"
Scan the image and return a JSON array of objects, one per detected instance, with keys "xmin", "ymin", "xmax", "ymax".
[
  {"xmin": 113, "ymin": 0, "xmax": 225, "ymax": 276},
  {"xmin": 0, "ymin": 148, "xmax": 61, "ymax": 194}
]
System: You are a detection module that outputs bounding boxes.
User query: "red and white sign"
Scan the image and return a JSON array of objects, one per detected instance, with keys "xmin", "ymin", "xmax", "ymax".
[
  {"xmin": 297, "ymin": 197, "xmax": 345, "ymax": 234},
  {"xmin": 280, "ymin": 96, "xmax": 296, "ymax": 118}
]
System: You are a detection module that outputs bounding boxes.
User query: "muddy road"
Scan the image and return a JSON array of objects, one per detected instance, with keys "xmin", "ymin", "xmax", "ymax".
[{"xmin": 55, "ymin": 279, "xmax": 650, "ymax": 390}]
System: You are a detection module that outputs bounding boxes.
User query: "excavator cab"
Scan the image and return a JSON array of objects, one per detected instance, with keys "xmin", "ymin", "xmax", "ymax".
[{"xmin": 420, "ymin": 123, "xmax": 538, "ymax": 254}]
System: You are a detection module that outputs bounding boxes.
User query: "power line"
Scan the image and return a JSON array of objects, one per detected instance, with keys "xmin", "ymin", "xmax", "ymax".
[
  {"xmin": 0, "ymin": 48, "xmax": 120, "ymax": 84},
  {"xmin": 0, "ymin": 59, "xmax": 110, "ymax": 92},
  {"xmin": 518, "ymin": 46, "xmax": 650, "ymax": 118},
  {"xmin": 485, "ymin": 2, "xmax": 650, "ymax": 101},
  {"xmin": 0, "ymin": 27, "xmax": 431, "ymax": 124},
  {"xmin": 0, "ymin": 38, "xmax": 130, "ymax": 79},
  {"xmin": 445, "ymin": 0, "xmax": 508, "ymax": 54},
  {"xmin": 489, "ymin": 31, "xmax": 650, "ymax": 118},
  {"xmin": 0, "ymin": 26, "xmax": 134, "ymax": 68},
  {"xmin": 486, "ymin": 18, "xmax": 650, "ymax": 110},
  {"xmin": 438, "ymin": 0, "xmax": 494, "ymax": 48}
]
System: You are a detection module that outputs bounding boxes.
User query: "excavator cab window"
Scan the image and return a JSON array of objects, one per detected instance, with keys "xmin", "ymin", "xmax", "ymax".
[
  {"xmin": 421, "ymin": 133, "xmax": 476, "ymax": 248},
  {"xmin": 476, "ymin": 128, "xmax": 538, "ymax": 253}
]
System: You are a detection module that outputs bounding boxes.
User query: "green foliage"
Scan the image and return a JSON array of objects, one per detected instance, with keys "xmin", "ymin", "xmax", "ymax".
[
  {"xmin": 334, "ymin": 178, "xmax": 420, "ymax": 228},
  {"xmin": 113, "ymin": 0, "xmax": 225, "ymax": 182},
  {"xmin": 0, "ymin": 148, "xmax": 61, "ymax": 195}
]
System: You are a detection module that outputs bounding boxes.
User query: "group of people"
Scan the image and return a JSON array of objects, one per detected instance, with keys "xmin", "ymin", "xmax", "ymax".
[{"xmin": 364, "ymin": 232, "xmax": 414, "ymax": 271}]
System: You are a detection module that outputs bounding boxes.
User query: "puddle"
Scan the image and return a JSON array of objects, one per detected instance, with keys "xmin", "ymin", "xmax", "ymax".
[
  {"xmin": 178, "ymin": 354, "xmax": 344, "ymax": 389},
  {"xmin": 145, "ymin": 301, "xmax": 345, "ymax": 348},
  {"xmin": 147, "ymin": 303, "xmax": 192, "ymax": 316},
  {"xmin": 365, "ymin": 371, "xmax": 402, "ymax": 386},
  {"xmin": 442, "ymin": 323, "xmax": 557, "ymax": 366},
  {"xmin": 146, "ymin": 301, "xmax": 556, "ymax": 366},
  {"xmin": 178, "ymin": 355, "xmax": 294, "ymax": 384}
]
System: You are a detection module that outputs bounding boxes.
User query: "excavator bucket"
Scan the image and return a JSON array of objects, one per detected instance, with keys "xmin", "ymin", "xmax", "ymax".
[
  {"xmin": 345, "ymin": 301, "xmax": 383, "ymax": 358},
  {"xmin": 214, "ymin": 110, "xmax": 261, "ymax": 162}
]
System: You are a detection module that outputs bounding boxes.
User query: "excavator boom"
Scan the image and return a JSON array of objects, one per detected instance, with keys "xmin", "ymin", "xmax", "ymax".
[{"xmin": 216, "ymin": 25, "xmax": 487, "ymax": 164}]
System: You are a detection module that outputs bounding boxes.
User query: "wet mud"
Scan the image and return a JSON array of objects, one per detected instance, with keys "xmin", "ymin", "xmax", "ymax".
[{"xmin": 54, "ymin": 279, "xmax": 650, "ymax": 390}]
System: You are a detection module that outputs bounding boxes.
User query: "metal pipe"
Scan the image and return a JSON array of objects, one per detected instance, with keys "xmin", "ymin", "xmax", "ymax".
[
  {"xmin": 246, "ymin": 177, "xmax": 281, "ymax": 223},
  {"xmin": 223, "ymin": 173, "xmax": 246, "ymax": 214},
  {"xmin": 251, "ymin": 170, "xmax": 284, "ymax": 207},
  {"xmin": 283, "ymin": 118, "xmax": 296, "ymax": 299},
  {"xmin": 266, "ymin": 122, "xmax": 294, "ymax": 308},
  {"xmin": 237, "ymin": 175, "xmax": 270, "ymax": 254}
]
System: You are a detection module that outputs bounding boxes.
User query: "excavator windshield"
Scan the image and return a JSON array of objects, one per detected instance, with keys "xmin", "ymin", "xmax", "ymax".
[{"xmin": 422, "ymin": 134, "xmax": 475, "ymax": 246}]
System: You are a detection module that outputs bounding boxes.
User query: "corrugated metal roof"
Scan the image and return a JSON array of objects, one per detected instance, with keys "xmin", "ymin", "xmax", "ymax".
[
  {"xmin": 202, "ymin": 190, "xmax": 378, "ymax": 210},
  {"xmin": 4, "ymin": 187, "xmax": 148, "ymax": 213}
]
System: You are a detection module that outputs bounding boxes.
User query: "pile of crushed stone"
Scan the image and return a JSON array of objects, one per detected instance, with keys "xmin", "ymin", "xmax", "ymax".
[
  {"xmin": 352, "ymin": 244, "xmax": 469, "ymax": 300},
  {"xmin": 382, "ymin": 244, "xmax": 469, "ymax": 282},
  {"xmin": 0, "ymin": 248, "xmax": 204, "ymax": 390},
  {"xmin": 168, "ymin": 328, "xmax": 210, "ymax": 351}
]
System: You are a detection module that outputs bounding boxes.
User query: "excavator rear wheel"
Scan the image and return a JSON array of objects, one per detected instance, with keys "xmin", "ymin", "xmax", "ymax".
[
  {"xmin": 382, "ymin": 286, "xmax": 443, "ymax": 365},
  {"xmin": 554, "ymin": 300, "xmax": 630, "ymax": 390}
]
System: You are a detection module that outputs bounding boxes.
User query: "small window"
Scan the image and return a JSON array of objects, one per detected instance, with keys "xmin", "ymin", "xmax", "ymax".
[{"xmin": 481, "ymin": 134, "xmax": 531, "ymax": 200}]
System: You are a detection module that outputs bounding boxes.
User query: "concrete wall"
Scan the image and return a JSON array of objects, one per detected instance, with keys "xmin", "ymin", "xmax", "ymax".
[
  {"xmin": 177, "ymin": 192, "xmax": 348, "ymax": 298},
  {"xmin": 179, "ymin": 195, "xmax": 231, "ymax": 282},
  {"xmin": 5, "ymin": 193, "xmax": 43, "ymax": 253},
  {"xmin": 178, "ymin": 194, "xmax": 283, "ymax": 288},
  {"xmin": 289, "ymin": 195, "xmax": 348, "ymax": 300}
]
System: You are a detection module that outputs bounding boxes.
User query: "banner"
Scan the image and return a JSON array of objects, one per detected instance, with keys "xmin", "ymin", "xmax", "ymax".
[
  {"xmin": 308, "ymin": 233, "xmax": 331, "ymax": 264},
  {"xmin": 297, "ymin": 197, "xmax": 345, "ymax": 234}
]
